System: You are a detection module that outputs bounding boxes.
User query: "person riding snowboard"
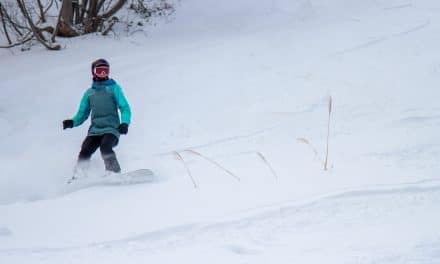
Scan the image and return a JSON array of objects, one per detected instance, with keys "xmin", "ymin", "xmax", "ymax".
[{"xmin": 62, "ymin": 59, "xmax": 131, "ymax": 176}]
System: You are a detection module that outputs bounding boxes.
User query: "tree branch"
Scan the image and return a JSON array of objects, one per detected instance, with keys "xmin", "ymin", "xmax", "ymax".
[
  {"xmin": 0, "ymin": 34, "xmax": 32, "ymax": 48},
  {"xmin": 16, "ymin": 0, "xmax": 61, "ymax": 50},
  {"xmin": 101, "ymin": 16, "xmax": 117, "ymax": 35},
  {"xmin": 1, "ymin": 3, "xmax": 26, "ymax": 36},
  {"xmin": 101, "ymin": 0, "xmax": 126, "ymax": 19},
  {"xmin": 44, "ymin": 0, "xmax": 55, "ymax": 14},
  {"xmin": 96, "ymin": 0, "xmax": 106, "ymax": 14},
  {"xmin": 36, "ymin": 0, "xmax": 46, "ymax": 23},
  {"xmin": 0, "ymin": 3, "xmax": 12, "ymax": 44}
]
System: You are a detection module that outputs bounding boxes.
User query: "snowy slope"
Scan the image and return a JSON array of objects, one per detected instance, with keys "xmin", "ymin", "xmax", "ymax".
[
  {"xmin": 3, "ymin": 183, "xmax": 440, "ymax": 264},
  {"xmin": 1, "ymin": 0, "xmax": 440, "ymax": 263}
]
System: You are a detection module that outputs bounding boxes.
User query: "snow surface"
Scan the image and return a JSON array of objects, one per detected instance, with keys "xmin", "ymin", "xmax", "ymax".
[{"xmin": 1, "ymin": 0, "xmax": 440, "ymax": 263}]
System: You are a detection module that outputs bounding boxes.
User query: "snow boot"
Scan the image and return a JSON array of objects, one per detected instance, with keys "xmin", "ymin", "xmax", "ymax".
[{"xmin": 103, "ymin": 153, "xmax": 121, "ymax": 173}]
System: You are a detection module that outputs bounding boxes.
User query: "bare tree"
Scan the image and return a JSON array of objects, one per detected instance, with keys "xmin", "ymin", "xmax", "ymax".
[
  {"xmin": 0, "ymin": 0, "xmax": 127, "ymax": 50},
  {"xmin": 55, "ymin": 0, "xmax": 127, "ymax": 36},
  {"xmin": 0, "ymin": 0, "xmax": 175, "ymax": 51},
  {"xmin": 0, "ymin": 0, "xmax": 57, "ymax": 49}
]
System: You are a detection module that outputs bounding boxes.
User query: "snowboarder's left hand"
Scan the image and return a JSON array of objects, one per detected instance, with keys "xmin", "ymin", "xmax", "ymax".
[
  {"xmin": 118, "ymin": 123, "xmax": 129, "ymax": 134},
  {"xmin": 63, "ymin": 119, "xmax": 74, "ymax": 130}
]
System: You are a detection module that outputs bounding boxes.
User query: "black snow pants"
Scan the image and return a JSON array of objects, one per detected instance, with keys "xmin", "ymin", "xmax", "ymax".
[{"xmin": 78, "ymin": 133, "xmax": 121, "ymax": 173}]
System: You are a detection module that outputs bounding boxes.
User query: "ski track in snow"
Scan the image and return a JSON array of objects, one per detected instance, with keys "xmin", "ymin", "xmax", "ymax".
[
  {"xmin": 383, "ymin": 4, "xmax": 412, "ymax": 11},
  {"xmin": 156, "ymin": 123, "xmax": 282, "ymax": 156},
  {"xmin": 394, "ymin": 20, "xmax": 431, "ymax": 37},
  {"xmin": 330, "ymin": 37, "xmax": 389, "ymax": 57},
  {"xmin": 1, "ymin": 180, "xmax": 440, "ymax": 263},
  {"xmin": 329, "ymin": 20, "xmax": 430, "ymax": 57}
]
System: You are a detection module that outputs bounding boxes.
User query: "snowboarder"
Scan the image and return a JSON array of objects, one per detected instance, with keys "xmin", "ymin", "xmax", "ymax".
[{"xmin": 62, "ymin": 59, "xmax": 131, "ymax": 176}]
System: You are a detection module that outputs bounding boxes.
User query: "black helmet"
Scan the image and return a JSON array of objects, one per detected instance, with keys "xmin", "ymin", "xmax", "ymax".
[{"xmin": 91, "ymin": 59, "xmax": 110, "ymax": 80}]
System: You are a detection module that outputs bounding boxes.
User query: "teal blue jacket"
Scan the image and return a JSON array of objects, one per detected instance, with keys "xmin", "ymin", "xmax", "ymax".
[{"xmin": 72, "ymin": 79, "xmax": 131, "ymax": 138}]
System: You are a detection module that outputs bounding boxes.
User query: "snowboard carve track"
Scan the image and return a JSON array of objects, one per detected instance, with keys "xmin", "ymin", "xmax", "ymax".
[{"xmin": 64, "ymin": 169, "xmax": 157, "ymax": 193}]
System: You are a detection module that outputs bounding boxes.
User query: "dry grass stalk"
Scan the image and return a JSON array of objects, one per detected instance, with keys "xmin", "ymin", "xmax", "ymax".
[
  {"xmin": 256, "ymin": 152, "xmax": 278, "ymax": 180},
  {"xmin": 297, "ymin": 137, "xmax": 319, "ymax": 157},
  {"xmin": 173, "ymin": 151, "xmax": 197, "ymax": 188},
  {"xmin": 324, "ymin": 96, "xmax": 333, "ymax": 171},
  {"xmin": 185, "ymin": 149, "xmax": 240, "ymax": 182}
]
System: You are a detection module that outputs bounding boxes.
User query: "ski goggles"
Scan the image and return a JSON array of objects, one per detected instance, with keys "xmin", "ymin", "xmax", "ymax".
[{"xmin": 93, "ymin": 66, "xmax": 109, "ymax": 78}]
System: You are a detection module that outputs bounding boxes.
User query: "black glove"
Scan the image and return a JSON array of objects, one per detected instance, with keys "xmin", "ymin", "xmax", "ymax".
[
  {"xmin": 63, "ymin": 119, "xmax": 74, "ymax": 130},
  {"xmin": 118, "ymin": 123, "xmax": 129, "ymax": 135}
]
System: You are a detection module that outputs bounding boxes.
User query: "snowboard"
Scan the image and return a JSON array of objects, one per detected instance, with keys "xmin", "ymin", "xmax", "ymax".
[{"xmin": 67, "ymin": 169, "xmax": 156, "ymax": 188}]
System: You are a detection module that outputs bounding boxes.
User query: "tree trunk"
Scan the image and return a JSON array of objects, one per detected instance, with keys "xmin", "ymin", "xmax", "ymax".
[
  {"xmin": 57, "ymin": 0, "xmax": 78, "ymax": 37},
  {"xmin": 79, "ymin": 0, "xmax": 89, "ymax": 22},
  {"xmin": 84, "ymin": 0, "xmax": 126, "ymax": 33}
]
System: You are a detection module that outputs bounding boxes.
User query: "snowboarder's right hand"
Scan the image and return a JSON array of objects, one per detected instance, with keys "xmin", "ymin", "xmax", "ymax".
[{"xmin": 63, "ymin": 119, "xmax": 74, "ymax": 130}]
